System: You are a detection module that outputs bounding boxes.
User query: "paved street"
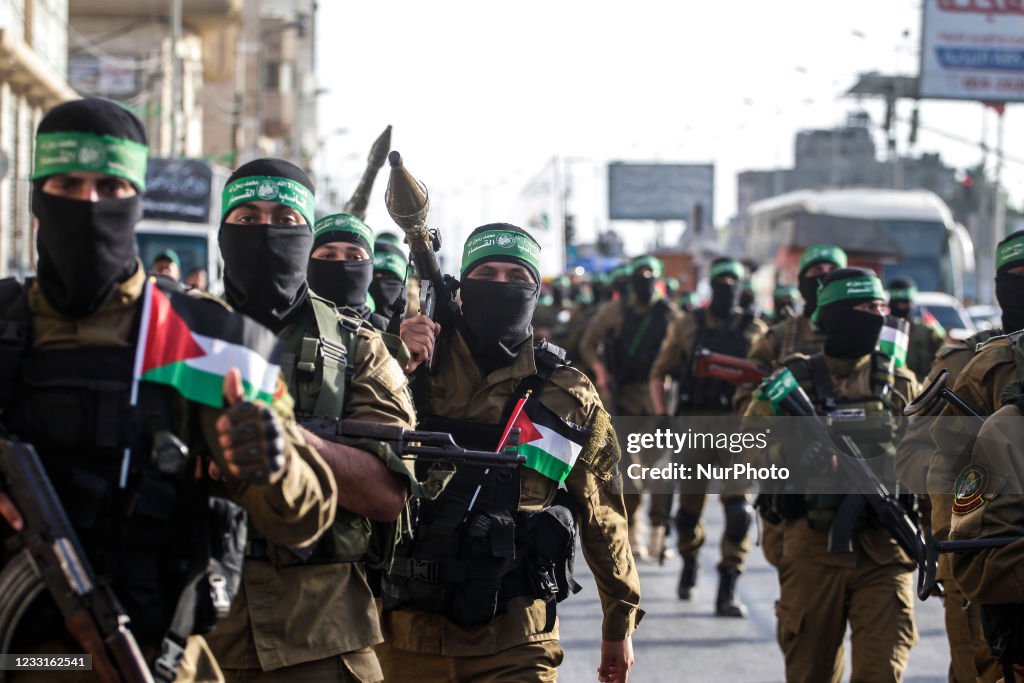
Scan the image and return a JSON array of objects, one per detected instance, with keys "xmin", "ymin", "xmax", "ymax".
[{"xmin": 560, "ymin": 497, "xmax": 950, "ymax": 682}]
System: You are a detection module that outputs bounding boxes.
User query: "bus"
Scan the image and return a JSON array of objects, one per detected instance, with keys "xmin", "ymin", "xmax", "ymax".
[{"xmin": 745, "ymin": 188, "xmax": 974, "ymax": 303}]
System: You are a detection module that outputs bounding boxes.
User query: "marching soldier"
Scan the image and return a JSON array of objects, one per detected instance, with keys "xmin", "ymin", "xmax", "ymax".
[
  {"xmin": 369, "ymin": 232, "xmax": 410, "ymax": 331},
  {"xmin": 648, "ymin": 257, "xmax": 767, "ymax": 616},
  {"xmin": 210, "ymin": 159, "xmax": 417, "ymax": 682},
  {"xmin": 768, "ymin": 284, "xmax": 799, "ymax": 325},
  {"xmin": 912, "ymin": 230, "xmax": 1024, "ymax": 683},
  {"xmin": 0, "ymin": 98, "xmax": 335, "ymax": 681},
  {"xmin": 744, "ymin": 267, "xmax": 920, "ymax": 683},
  {"xmin": 385, "ymin": 223, "xmax": 642, "ymax": 682},
  {"xmin": 887, "ymin": 278, "xmax": 945, "ymax": 380},
  {"xmin": 737, "ymin": 245, "xmax": 846, "ymax": 568},
  {"xmin": 946, "ymin": 395, "xmax": 1024, "ymax": 683},
  {"xmin": 579, "ymin": 255, "xmax": 682, "ymax": 558}
]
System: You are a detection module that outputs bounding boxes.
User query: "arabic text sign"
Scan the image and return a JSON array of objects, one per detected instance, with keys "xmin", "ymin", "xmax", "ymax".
[{"xmin": 920, "ymin": 0, "xmax": 1024, "ymax": 102}]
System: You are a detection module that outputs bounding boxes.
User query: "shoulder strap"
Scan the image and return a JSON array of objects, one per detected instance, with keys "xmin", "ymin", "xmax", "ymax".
[
  {"xmin": 302, "ymin": 296, "xmax": 360, "ymax": 418},
  {"xmin": 807, "ymin": 352, "xmax": 837, "ymax": 412}
]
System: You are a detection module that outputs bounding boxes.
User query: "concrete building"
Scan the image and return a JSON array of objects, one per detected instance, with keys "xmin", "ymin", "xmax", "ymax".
[
  {"xmin": 729, "ymin": 111, "xmax": 958, "ymax": 255},
  {"xmin": 0, "ymin": 0, "xmax": 77, "ymax": 276},
  {"xmin": 68, "ymin": 0, "xmax": 318, "ymax": 171}
]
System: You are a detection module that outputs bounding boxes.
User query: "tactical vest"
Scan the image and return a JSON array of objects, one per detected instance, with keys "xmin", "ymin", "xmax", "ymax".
[
  {"xmin": 608, "ymin": 298, "xmax": 672, "ymax": 385},
  {"xmin": 381, "ymin": 342, "xmax": 580, "ymax": 629},
  {"xmin": 250, "ymin": 293, "xmax": 372, "ymax": 566},
  {"xmin": 0, "ymin": 278, "xmax": 245, "ymax": 674},
  {"xmin": 677, "ymin": 309, "xmax": 756, "ymax": 411},
  {"xmin": 781, "ymin": 352, "xmax": 899, "ymax": 531}
]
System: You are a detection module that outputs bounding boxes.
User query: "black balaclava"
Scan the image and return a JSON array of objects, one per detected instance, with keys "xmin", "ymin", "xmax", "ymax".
[
  {"xmin": 708, "ymin": 258, "xmax": 743, "ymax": 318},
  {"xmin": 739, "ymin": 288, "xmax": 756, "ymax": 312},
  {"xmin": 631, "ymin": 270, "xmax": 656, "ymax": 304},
  {"xmin": 996, "ymin": 229, "xmax": 1024, "ymax": 333},
  {"xmin": 816, "ymin": 268, "xmax": 887, "ymax": 359},
  {"xmin": 459, "ymin": 223, "xmax": 541, "ymax": 371},
  {"xmin": 33, "ymin": 98, "xmax": 148, "ymax": 318},
  {"xmin": 887, "ymin": 277, "xmax": 916, "ymax": 321},
  {"xmin": 369, "ymin": 239, "xmax": 407, "ymax": 319},
  {"xmin": 307, "ymin": 212, "xmax": 375, "ymax": 310},
  {"xmin": 219, "ymin": 158, "xmax": 314, "ymax": 333}
]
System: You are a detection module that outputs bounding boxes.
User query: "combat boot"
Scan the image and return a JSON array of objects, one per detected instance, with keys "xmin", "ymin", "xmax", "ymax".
[
  {"xmin": 715, "ymin": 566, "xmax": 748, "ymax": 618},
  {"xmin": 677, "ymin": 552, "xmax": 698, "ymax": 600}
]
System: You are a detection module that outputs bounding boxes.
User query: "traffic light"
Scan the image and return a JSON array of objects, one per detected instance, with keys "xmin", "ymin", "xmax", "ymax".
[{"xmin": 564, "ymin": 214, "xmax": 576, "ymax": 247}]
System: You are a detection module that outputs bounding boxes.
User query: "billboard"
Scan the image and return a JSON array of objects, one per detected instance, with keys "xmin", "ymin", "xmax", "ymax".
[
  {"xmin": 608, "ymin": 162, "xmax": 714, "ymax": 222},
  {"xmin": 920, "ymin": 0, "xmax": 1024, "ymax": 102},
  {"xmin": 143, "ymin": 159, "xmax": 214, "ymax": 224}
]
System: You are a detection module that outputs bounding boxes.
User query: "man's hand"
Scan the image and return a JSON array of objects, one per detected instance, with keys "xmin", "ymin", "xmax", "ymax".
[
  {"xmin": 216, "ymin": 368, "xmax": 289, "ymax": 484},
  {"xmin": 0, "ymin": 491, "xmax": 22, "ymax": 531},
  {"xmin": 400, "ymin": 314, "xmax": 440, "ymax": 373},
  {"xmin": 598, "ymin": 637, "xmax": 634, "ymax": 683}
]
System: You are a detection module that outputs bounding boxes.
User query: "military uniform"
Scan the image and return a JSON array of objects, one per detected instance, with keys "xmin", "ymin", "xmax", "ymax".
[
  {"xmin": 375, "ymin": 330, "xmax": 643, "ymax": 680},
  {"xmin": 744, "ymin": 352, "xmax": 920, "ymax": 683},
  {"xmin": 906, "ymin": 318, "xmax": 946, "ymax": 381},
  {"xmin": 648, "ymin": 308, "xmax": 767, "ymax": 570},
  {"xmin": 5, "ymin": 267, "xmax": 336, "ymax": 682},
  {"xmin": 210, "ymin": 160, "xmax": 417, "ymax": 683},
  {"xmin": 206, "ymin": 296, "xmax": 416, "ymax": 683},
  {"xmin": 578, "ymin": 293, "xmax": 682, "ymax": 547},
  {"xmin": 895, "ymin": 333, "xmax": 1002, "ymax": 683}
]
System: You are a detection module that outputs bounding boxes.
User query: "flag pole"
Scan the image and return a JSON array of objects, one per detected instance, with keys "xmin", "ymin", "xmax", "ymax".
[
  {"xmin": 121, "ymin": 278, "xmax": 154, "ymax": 489},
  {"xmin": 467, "ymin": 390, "xmax": 533, "ymax": 517}
]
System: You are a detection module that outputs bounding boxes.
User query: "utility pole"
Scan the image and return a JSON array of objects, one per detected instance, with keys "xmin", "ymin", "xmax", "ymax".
[{"xmin": 169, "ymin": 0, "xmax": 182, "ymax": 158}]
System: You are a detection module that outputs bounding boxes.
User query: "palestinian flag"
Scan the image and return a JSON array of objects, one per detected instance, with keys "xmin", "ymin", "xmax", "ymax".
[
  {"xmin": 498, "ymin": 396, "xmax": 590, "ymax": 483},
  {"xmin": 132, "ymin": 280, "xmax": 284, "ymax": 408},
  {"xmin": 877, "ymin": 315, "xmax": 910, "ymax": 368},
  {"xmin": 921, "ymin": 308, "xmax": 947, "ymax": 338}
]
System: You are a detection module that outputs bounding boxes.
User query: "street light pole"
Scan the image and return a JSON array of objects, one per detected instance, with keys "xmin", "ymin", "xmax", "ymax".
[{"xmin": 169, "ymin": 0, "xmax": 182, "ymax": 157}]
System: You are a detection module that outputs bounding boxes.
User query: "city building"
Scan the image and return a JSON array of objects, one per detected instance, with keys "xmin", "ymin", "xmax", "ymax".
[
  {"xmin": 0, "ymin": 0, "xmax": 77, "ymax": 276},
  {"xmin": 68, "ymin": 0, "xmax": 318, "ymax": 170}
]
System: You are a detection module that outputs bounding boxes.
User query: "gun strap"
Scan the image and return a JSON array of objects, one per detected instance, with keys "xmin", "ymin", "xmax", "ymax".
[{"xmin": 807, "ymin": 353, "xmax": 838, "ymax": 413}]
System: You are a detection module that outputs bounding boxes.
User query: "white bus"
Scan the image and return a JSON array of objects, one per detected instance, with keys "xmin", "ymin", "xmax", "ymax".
[{"xmin": 745, "ymin": 188, "xmax": 974, "ymax": 301}]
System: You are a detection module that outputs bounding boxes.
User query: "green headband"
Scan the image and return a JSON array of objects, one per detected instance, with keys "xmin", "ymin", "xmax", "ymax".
[
  {"xmin": 461, "ymin": 229, "xmax": 541, "ymax": 276},
  {"xmin": 774, "ymin": 284, "xmax": 799, "ymax": 298},
  {"xmin": 374, "ymin": 250, "xmax": 407, "ymax": 279},
  {"xmin": 799, "ymin": 244, "xmax": 848, "ymax": 273},
  {"xmin": 709, "ymin": 259, "xmax": 745, "ymax": 281},
  {"xmin": 997, "ymin": 234, "xmax": 1024, "ymax": 271},
  {"xmin": 811, "ymin": 275, "xmax": 886, "ymax": 323},
  {"xmin": 888, "ymin": 285, "xmax": 918, "ymax": 302},
  {"xmin": 32, "ymin": 131, "xmax": 148, "ymax": 190},
  {"xmin": 313, "ymin": 213, "xmax": 375, "ymax": 251},
  {"xmin": 222, "ymin": 175, "xmax": 316, "ymax": 227},
  {"xmin": 632, "ymin": 255, "xmax": 664, "ymax": 278}
]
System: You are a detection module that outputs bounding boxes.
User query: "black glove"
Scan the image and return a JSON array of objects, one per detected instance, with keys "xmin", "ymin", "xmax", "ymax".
[{"xmin": 221, "ymin": 402, "xmax": 288, "ymax": 484}]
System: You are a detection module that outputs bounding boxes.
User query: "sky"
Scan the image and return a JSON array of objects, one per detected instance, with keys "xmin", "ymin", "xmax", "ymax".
[{"xmin": 315, "ymin": 0, "xmax": 1024, "ymax": 268}]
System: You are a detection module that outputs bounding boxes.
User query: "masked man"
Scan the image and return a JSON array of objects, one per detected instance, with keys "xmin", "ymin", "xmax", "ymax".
[{"xmin": 385, "ymin": 223, "xmax": 642, "ymax": 683}]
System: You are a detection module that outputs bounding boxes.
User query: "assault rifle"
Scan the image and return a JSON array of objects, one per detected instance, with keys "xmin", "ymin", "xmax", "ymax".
[
  {"xmin": 299, "ymin": 418, "xmax": 524, "ymax": 471},
  {"xmin": 759, "ymin": 371, "xmax": 933, "ymax": 600},
  {"xmin": 904, "ymin": 369, "xmax": 985, "ymax": 422},
  {"xmin": 0, "ymin": 440, "xmax": 154, "ymax": 683},
  {"xmin": 693, "ymin": 347, "xmax": 771, "ymax": 386}
]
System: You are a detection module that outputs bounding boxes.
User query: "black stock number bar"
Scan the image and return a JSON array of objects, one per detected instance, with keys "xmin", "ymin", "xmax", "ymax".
[{"xmin": 0, "ymin": 655, "xmax": 92, "ymax": 670}]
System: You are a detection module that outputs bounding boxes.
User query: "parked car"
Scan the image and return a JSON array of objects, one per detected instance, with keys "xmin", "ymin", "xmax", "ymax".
[{"xmin": 913, "ymin": 291, "xmax": 976, "ymax": 340}]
